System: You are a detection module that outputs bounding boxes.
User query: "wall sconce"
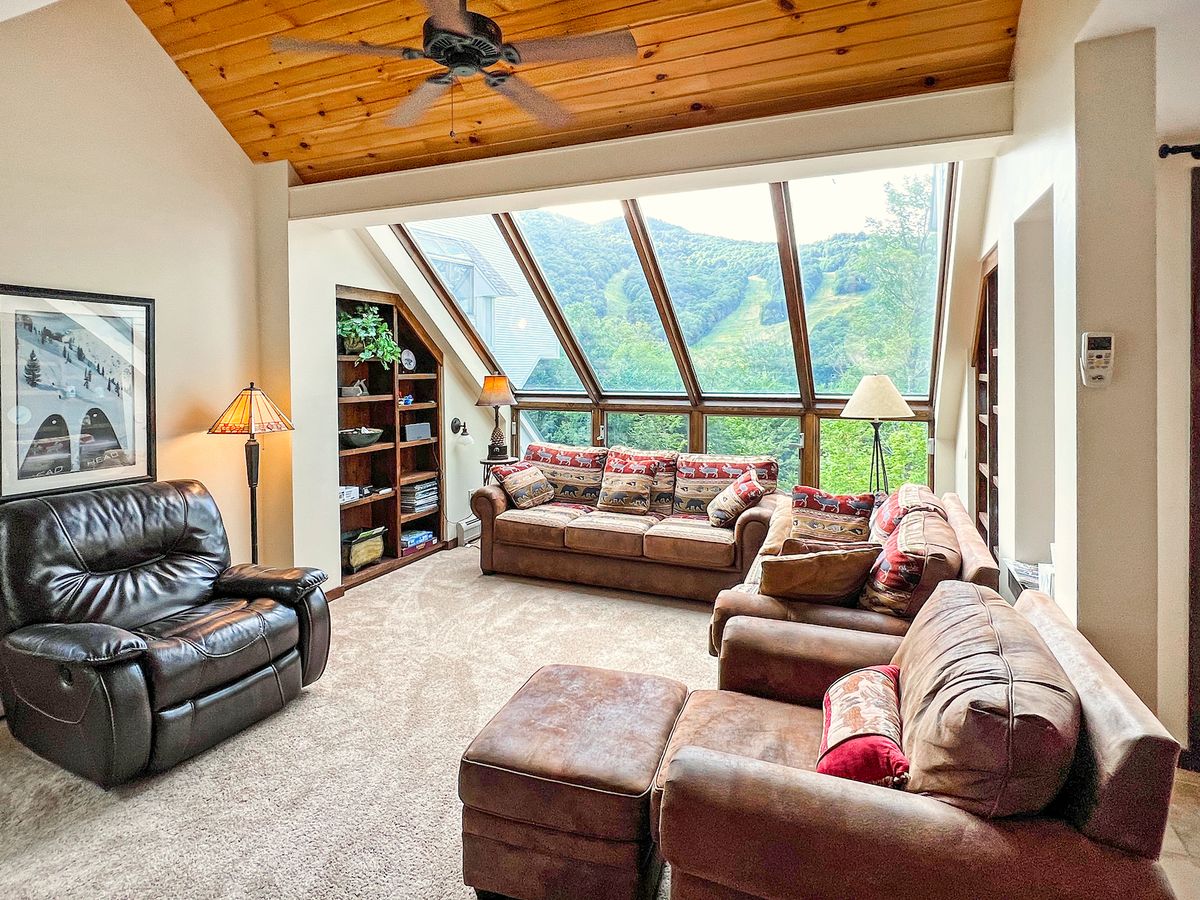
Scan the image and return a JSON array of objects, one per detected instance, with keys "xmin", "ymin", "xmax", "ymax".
[{"xmin": 451, "ymin": 417, "xmax": 475, "ymax": 446}]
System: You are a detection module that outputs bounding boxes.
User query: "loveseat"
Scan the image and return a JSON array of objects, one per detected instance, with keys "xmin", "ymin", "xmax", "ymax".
[
  {"xmin": 473, "ymin": 445, "xmax": 787, "ymax": 602},
  {"xmin": 708, "ymin": 489, "xmax": 998, "ymax": 655},
  {"xmin": 659, "ymin": 584, "xmax": 1179, "ymax": 899}
]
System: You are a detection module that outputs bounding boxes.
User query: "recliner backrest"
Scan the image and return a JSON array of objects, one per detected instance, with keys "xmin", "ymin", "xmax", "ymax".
[{"xmin": 0, "ymin": 479, "xmax": 231, "ymax": 636}]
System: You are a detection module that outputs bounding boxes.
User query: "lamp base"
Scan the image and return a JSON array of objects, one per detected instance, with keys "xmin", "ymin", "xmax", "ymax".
[
  {"xmin": 487, "ymin": 408, "xmax": 508, "ymax": 460},
  {"xmin": 868, "ymin": 420, "xmax": 889, "ymax": 495}
]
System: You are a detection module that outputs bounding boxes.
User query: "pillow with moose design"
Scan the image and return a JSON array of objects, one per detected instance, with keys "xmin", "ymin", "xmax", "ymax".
[
  {"xmin": 791, "ymin": 486, "xmax": 875, "ymax": 544},
  {"xmin": 596, "ymin": 454, "xmax": 661, "ymax": 515},
  {"xmin": 523, "ymin": 442, "xmax": 608, "ymax": 506},
  {"xmin": 673, "ymin": 453, "xmax": 778, "ymax": 516}
]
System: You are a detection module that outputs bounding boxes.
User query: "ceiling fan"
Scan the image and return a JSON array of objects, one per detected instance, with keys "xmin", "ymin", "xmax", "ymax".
[{"xmin": 271, "ymin": 0, "xmax": 638, "ymax": 129}]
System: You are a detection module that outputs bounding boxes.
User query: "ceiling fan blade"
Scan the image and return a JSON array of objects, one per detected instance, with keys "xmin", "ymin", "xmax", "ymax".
[
  {"xmin": 421, "ymin": 0, "xmax": 472, "ymax": 34},
  {"xmin": 387, "ymin": 77, "xmax": 451, "ymax": 127},
  {"xmin": 510, "ymin": 29, "xmax": 637, "ymax": 64},
  {"xmin": 488, "ymin": 74, "xmax": 570, "ymax": 128},
  {"xmin": 271, "ymin": 36, "xmax": 422, "ymax": 60}
]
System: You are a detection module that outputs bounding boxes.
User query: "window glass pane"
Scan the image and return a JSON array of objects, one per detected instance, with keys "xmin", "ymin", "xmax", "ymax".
[
  {"xmin": 788, "ymin": 164, "xmax": 948, "ymax": 397},
  {"xmin": 512, "ymin": 203, "xmax": 686, "ymax": 393},
  {"xmin": 639, "ymin": 185, "xmax": 799, "ymax": 395},
  {"xmin": 818, "ymin": 419, "xmax": 929, "ymax": 494},
  {"xmin": 606, "ymin": 413, "xmax": 688, "ymax": 453},
  {"xmin": 705, "ymin": 416, "xmax": 801, "ymax": 490},
  {"xmin": 519, "ymin": 409, "xmax": 592, "ymax": 455},
  {"xmin": 406, "ymin": 216, "xmax": 585, "ymax": 393}
]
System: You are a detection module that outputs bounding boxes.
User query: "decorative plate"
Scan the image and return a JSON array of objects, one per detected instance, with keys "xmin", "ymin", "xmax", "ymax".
[{"xmin": 400, "ymin": 348, "xmax": 417, "ymax": 371}]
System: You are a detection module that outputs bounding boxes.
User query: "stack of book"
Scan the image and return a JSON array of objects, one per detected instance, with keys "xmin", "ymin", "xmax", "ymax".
[
  {"xmin": 401, "ymin": 528, "xmax": 437, "ymax": 557},
  {"xmin": 400, "ymin": 477, "xmax": 438, "ymax": 515}
]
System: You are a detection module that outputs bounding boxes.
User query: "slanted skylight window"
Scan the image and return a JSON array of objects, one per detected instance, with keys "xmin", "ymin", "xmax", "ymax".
[
  {"xmin": 787, "ymin": 164, "xmax": 949, "ymax": 398},
  {"xmin": 511, "ymin": 202, "xmax": 686, "ymax": 395},
  {"xmin": 639, "ymin": 184, "xmax": 800, "ymax": 396}
]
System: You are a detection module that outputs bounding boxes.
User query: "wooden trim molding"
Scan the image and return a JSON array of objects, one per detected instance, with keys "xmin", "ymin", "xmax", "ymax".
[
  {"xmin": 972, "ymin": 244, "xmax": 1000, "ymax": 364},
  {"xmin": 927, "ymin": 161, "xmax": 960, "ymax": 406},
  {"xmin": 1188, "ymin": 167, "xmax": 1200, "ymax": 763},
  {"xmin": 771, "ymin": 181, "xmax": 817, "ymax": 409}
]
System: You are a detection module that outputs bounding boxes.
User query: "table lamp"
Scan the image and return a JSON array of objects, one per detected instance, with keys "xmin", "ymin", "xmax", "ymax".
[
  {"xmin": 475, "ymin": 374, "xmax": 515, "ymax": 460},
  {"xmin": 840, "ymin": 374, "xmax": 914, "ymax": 494},
  {"xmin": 208, "ymin": 382, "xmax": 293, "ymax": 564}
]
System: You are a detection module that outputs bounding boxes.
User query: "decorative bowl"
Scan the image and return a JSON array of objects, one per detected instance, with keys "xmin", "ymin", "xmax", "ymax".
[{"xmin": 339, "ymin": 427, "xmax": 383, "ymax": 449}]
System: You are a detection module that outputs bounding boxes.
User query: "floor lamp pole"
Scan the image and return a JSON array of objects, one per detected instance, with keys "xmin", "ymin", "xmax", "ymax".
[
  {"xmin": 869, "ymin": 419, "xmax": 889, "ymax": 495},
  {"xmin": 245, "ymin": 434, "xmax": 260, "ymax": 565}
]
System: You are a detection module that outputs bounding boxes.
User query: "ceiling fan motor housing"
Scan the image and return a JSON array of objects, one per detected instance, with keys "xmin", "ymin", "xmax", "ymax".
[{"xmin": 424, "ymin": 12, "xmax": 504, "ymax": 76}]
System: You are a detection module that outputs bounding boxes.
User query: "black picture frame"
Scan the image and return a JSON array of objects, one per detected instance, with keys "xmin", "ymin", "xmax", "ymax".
[{"xmin": 0, "ymin": 284, "xmax": 155, "ymax": 501}]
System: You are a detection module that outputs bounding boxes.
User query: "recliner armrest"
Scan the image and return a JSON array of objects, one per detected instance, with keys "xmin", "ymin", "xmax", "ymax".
[
  {"xmin": 718, "ymin": 617, "xmax": 901, "ymax": 707},
  {"xmin": 214, "ymin": 564, "xmax": 328, "ymax": 605},
  {"xmin": 4, "ymin": 622, "xmax": 147, "ymax": 666}
]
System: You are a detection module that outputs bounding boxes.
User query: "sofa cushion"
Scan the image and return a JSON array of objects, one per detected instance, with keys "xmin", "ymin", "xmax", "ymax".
[
  {"xmin": 673, "ymin": 453, "xmax": 778, "ymax": 516},
  {"xmin": 790, "ymin": 486, "xmax": 874, "ymax": 544},
  {"xmin": 817, "ymin": 664, "xmax": 909, "ymax": 788},
  {"xmin": 644, "ymin": 516, "xmax": 737, "ymax": 569},
  {"xmin": 860, "ymin": 510, "xmax": 961, "ymax": 618},
  {"xmin": 564, "ymin": 512, "xmax": 658, "ymax": 558},
  {"xmin": 707, "ymin": 470, "xmax": 765, "ymax": 528},
  {"xmin": 870, "ymin": 483, "xmax": 947, "ymax": 544},
  {"xmin": 759, "ymin": 546, "xmax": 880, "ymax": 604},
  {"xmin": 759, "ymin": 502, "xmax": 793, "ymax": 556},
  {"xmin": 610, "ymin": 445, "xmax": 678, "ymax": 517},
  {"xmin": 491, "ymin": 461, "xmax": 554, "ymax": 510},
  {"xmin": 135, "ymin": 598, "xmax": 299, "ymax": 711},
  {"xmin": 596, "ymin": 454, "xmax": 659, "ymax": 515},
  {"xmin": 651, "ymin": 689, "xmax": 822, "ymax": 841},
  {"xmin": 494, "ymin": 503, "xmax": 592, "ymax": 549},
  {"xmin": 893, "ymin": 582, "xmax": 1081, "ymax": 818},
  {"xmin": 523, "ymin": 442, "xmax": 607, "ymax": 505}
]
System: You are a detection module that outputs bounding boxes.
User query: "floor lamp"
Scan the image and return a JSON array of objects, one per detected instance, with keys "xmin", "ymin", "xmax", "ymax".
[
  {"xmin": 841, "ymin": 374, "xmax": 914, "ymax": 494},
  {"xmin": 208, "ymin": 382, "xmax": 294, "ymax": 564}
]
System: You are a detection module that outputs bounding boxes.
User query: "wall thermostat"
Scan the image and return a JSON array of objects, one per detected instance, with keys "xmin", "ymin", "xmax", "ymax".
[{"xmin": 1080, "ymin": 332, "xmax": 1115, "ymax": 387}]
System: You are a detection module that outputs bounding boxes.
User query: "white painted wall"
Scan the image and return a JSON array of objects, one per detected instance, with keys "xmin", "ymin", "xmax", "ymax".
[{"xmin": 0, "ymin": 0, "xmax": 260, "ymax": 559}]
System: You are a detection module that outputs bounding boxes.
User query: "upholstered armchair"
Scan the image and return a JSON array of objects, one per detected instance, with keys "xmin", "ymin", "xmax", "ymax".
[{"xmin": 0, "ymin": 480, "xmax": 330, "ymax": 787}]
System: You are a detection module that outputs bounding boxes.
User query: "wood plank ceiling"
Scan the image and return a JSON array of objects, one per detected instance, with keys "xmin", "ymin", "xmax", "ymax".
[{"xmin": 130, "ymin": 0, "xmax": 1022, "ymax": 183}]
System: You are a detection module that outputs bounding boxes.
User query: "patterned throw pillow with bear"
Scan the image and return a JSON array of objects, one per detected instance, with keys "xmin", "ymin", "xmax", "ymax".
[
  {"xmin": 791, "ymin": 486, "xmax": 875, "ymax": 544},
  {"xmin": 491, "ymin": 461, "xmax": 554, "ymax": 510},
  {"xmin": 673, "ymin": 453, "xmax": 778, "ymax": 516},
  {"xmin": 523, "ymin": 442, "xmax": 608, "ymax": 505},
  {"xmin": 707, "ymin": 470, "xmax": 765, "ymax": 528},
  {"xmin": 596, "ymin": 454, "xmax": 661, "ymax": 515},
  {"xmin": 609, "ymin": 445, "xmax": 678, "ymax": 517}
]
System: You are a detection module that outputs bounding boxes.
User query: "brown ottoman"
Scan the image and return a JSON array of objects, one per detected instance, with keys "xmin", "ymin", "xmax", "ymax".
[{"xmin": 459, "ymin": 664, "xmax": 688, "ymax": 900}]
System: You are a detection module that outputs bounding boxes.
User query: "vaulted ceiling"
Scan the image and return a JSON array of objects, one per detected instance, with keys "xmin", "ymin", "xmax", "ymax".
[{"xmin": 130, "ymin": 0, "xmax": 1021, "ymax": 184}]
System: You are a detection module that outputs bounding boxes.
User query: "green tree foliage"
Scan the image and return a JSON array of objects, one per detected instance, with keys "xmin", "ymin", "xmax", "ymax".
[
  {"xmin": 23, "ymin": 350, "xmax": 41, "ymax": 388},
  {"xmin": 607, "ymin": 414, "xmax": 688, "ymax": 452},
  {"xmin": 818, "ymin": 419, "xmax": 928, "ymax": 494},
  {"xmin": 707, "ymin": 416, "xmax": 801, "ymax": 490}
]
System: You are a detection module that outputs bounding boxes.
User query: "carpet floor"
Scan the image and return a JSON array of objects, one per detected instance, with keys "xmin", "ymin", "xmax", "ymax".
[{"xmin": 0, "ymin": 547, "xmax": 716, "ymax": 899}]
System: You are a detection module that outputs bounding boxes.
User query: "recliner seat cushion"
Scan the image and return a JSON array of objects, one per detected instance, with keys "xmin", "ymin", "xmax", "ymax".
[
  {"xmin": 135, "ymin": 598, "xmax": 299, "ymax": 710},
  {"xmin": 644, "ymin": 516, "xmax": 737, "ymax": 569}
]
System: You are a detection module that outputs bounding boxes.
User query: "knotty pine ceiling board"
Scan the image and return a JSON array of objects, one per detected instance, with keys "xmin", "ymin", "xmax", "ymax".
[{"xmin": 130, "ymin": 0, "xmax": 1022, "ymax": 183}]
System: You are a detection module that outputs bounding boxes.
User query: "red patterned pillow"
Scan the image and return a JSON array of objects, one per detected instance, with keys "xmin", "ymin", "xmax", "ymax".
[
  {"xmin": 860, "ymin": 511, "xmax": 962, "ymax": 618},
  {"xmin": 490, "ymin": 461, "xmax": 554, "ymax": 510},
  {"xmin": 790, "ymin": 486, "xmax": 875, "ymax": 544},
  {"xmin": 706, "ymin": 470, "xmax": 765, "ymax": 528},
  {"xmin": 818, "ymin": 664, "xmax": 910, "ymax": 788},
  {"xmin": 523, "ymin": 442, "xmax": 608, "ymax": 505},
  {"xmin": 608, "ymin": 445, "xmax": 678, "ymax": 516},
  {"xmin": 674, "ymin": 453, "xmax": 778, "ymax": 515},
  {"xmin": 870, "ymin": 484, "xmax": 947, "ymax": 544}
]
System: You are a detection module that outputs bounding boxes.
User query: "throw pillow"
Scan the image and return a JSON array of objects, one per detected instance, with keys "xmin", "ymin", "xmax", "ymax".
[
  {"xmin": 817, "ymin": 664, "xmax": 910, "ymax": 789},
  {"xmin": 758, "ymin": 546, "xmax": 880, "ymax": 604},
  {"xmin": 491, "ymin": 461, "xmax": 554, "ymax": 510},
  {"xmin": 596, "ymin": 455, "xmax": 660, "ymax": 515},
  {"xmin": 674, "ymin": 453, "xmax": 778, "ymax": 516},
  {"xmin": 608, "ymin": 445, "xmax": 678, "ymax": 517},
  {"xmin": 759, "ymin": 502, "xmax": 794, "ymax": 556},
  {"xmin": 707, "ymin": 470, "xmax": 765, "ymax": 528},
  {"xmin": 895, "ymin": 582, "xmax": 1080, "ymax": 817},
  {"xmin": 860, "ymin": 510, "xmax": 962, "ymax": 618},
  {"xmin": 523, "ymin": 442, "xmax": 608, "ymax": 505},
  {"xmin": 870, "ymin": 484, "xmax": 947, "ymax": 544},
  {"xmin": 790, "ymin": 486, "xmax": 874, "ymax": 544}
]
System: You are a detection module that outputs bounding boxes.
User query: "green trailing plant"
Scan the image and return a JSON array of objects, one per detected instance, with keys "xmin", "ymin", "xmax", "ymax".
[{"xmin": 337, "ymin": 305, "xmax": 403, "ymax": 367}]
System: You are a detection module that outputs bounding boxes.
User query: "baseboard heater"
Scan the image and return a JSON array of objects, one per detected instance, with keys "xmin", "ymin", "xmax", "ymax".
[{"xmin": 457, "ymin": 515, "xmax": 481, "ymax": 545}]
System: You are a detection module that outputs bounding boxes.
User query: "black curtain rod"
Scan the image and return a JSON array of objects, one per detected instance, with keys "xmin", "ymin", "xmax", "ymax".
[{"xmin": 1160, "ymin": 143, "xmax": 1200, "ymax": 160}]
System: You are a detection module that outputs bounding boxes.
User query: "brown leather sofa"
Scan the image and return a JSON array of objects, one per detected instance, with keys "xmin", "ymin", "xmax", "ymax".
[
  {"xmin": 0, "ymin": 479, "xmax": 330, "ymax": 786},
  {"xmin": 657, "ymin": 586, "xmax": 1179, "ymax": 899},
  {"xmin": 708, "ymin": 491, "xmax": 998, "ymax": 655},
  {"xmin": 472, "ymin": 487, "xmax": 790, "ymax": 602}
]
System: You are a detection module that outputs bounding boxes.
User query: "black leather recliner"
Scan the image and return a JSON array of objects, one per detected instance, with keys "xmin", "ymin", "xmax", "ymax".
[{"xmin": 0, "ymin": 479, "xmax": 330, "ymax": 786}]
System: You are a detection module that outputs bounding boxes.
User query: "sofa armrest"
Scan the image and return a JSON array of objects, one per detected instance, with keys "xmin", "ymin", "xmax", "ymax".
[
  {"xmin": 3, "ymin": 622, "xmax": 147, "ymax": 666},
  {"xmin": 943, "ymin": 492, "xmax": 1000, "ymax": 589},
  {"xmin": 471, "ymin": 485, "xmax": 509, "ymax": 521},
  {"xmin": 718, "ymin": 617, "xmax": 901, "ymax": 707},
  {"xmin": 732, "ymin": 493, "xmax": 786, "ymax": 569},
  {"xmin": 214, "ymin": 564, "xmax": 328, "ymax": 605},
  {"xmin": 660, "ymin": 747, "xmax": 1173, "ymax": 900}
]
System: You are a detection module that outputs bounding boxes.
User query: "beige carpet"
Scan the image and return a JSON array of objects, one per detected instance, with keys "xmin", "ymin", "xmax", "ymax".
[{"xmin": 0, "ymin": 547, "xmax": 716, "ymax": 899}]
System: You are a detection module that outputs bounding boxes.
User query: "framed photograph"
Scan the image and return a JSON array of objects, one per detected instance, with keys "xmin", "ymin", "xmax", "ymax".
[{"xmin": 0, "ymin": 285, "xmax": 155, "ymax": 500}]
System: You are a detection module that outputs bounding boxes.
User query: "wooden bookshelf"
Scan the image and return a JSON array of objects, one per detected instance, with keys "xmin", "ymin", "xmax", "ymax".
[
  {"xmin": 335, "ymin": 285, "xmax": 446, "ymax": 593},
  {"xmin": 973, "ymin": 253, "xmax": 1000, "ymax": 557}
]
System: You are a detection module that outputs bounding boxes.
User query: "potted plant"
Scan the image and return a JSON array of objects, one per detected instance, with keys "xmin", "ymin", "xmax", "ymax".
[{"xmin": 337, "ymin": 305, "xmax": 403, "ymax": 366}]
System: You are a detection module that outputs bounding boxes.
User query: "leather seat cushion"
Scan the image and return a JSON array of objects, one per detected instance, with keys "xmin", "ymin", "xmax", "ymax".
[
  {"xmin": 650, "ymin": 690, "xmax": 821, "ymax": 841},
  {"xmin": 643, "ymin": 516, "xmax": 737, "ymax": 569},
  {"xmin": 460, "ymin": 664, "xmax": 687, "ymax": 842},
  {"xmin": 710, "ymin": 588, "xmax": 910, "ymax": 654},
  {"xmin": 494, "ymin": 503, "xmax": 592, "ymax": 549},
  {"xmin": 564, "ymin": 512, "xmax": 658, "ymax": 557},
  {"xmin": 136, "ymin": 598, "xmax": 299, "ymax": 710}
]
